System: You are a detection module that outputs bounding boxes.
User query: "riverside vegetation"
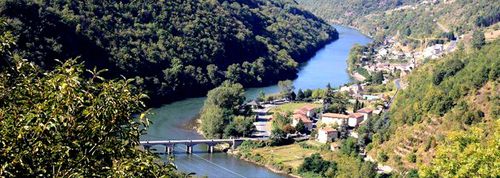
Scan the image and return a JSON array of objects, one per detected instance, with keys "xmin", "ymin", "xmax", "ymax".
[{"xmin": 0, "ymin": 0, "xmax": 338, "ymax": 105}]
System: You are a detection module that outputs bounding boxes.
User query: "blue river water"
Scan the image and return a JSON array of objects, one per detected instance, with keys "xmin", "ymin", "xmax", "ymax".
[{"xmin": 141, "ymin": 25, "xmax": 372, "ymax": 178}]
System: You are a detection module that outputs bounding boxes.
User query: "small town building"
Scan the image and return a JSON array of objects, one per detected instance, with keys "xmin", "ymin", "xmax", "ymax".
[
  {"xmin": 293, "ymin": 105, "xmax": 318, "ymax": 118},
  {"xmin": 362, "ymin": 95, "xmax": 380, "ymax": 101},
  {"xmin": 317, "ymin": 127, "xmax": 338, "ymax": 143},
  {"xmin": 357, "ymin": 108, "xmax": 373, "ymax": 122},
  {"xmin": 292, "ymin": 114, "xmax": 313, "ymax": 131},
  {"xmin": 340, "ymin": 84, "xmax": 363, "ymax": 96},
  {"xmin": 246, "ymin": 100, "xmax": 260, "ymax": 109},
  {"xmin": 321, "ymin": 113, "xmax": 349, "ymax": 128},
  {"xmin": 348, "ymin": 113, "xmax": 364, "ymax": 128}
]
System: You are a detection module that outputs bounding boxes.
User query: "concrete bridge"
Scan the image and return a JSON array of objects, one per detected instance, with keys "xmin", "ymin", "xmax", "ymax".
[{"xmin": 140, "ymin": 138, "xmax": 261, "ymax": 154}]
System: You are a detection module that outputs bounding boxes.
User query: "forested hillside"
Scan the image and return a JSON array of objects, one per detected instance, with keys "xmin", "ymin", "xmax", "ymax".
[
  {"xmin": 297, "ymin": 0, "xmax": 499, "ymax": 42},
  {"xmin": 295, "ymin": 0, "xmax": 421, "ymax": 26},
  {"xmin": 355, "ymin": 0, "xmax": 500, "ymax": 40},
  {"xmin": 0, "ymin": 0, "xmax": 337, "ymax": 104},
  {"xmin": 366, "ymin": 40, "xmax": 499, "ymax": 176}
]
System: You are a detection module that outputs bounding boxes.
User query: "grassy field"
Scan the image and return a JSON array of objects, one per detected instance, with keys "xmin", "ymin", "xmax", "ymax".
[
  {"xmin": 269, "ymin": 102, "xmax": 321, "ymax": 115},
  {"xmin": 250, "ymin": 140, "xmax": 336, "ymax": 169}
]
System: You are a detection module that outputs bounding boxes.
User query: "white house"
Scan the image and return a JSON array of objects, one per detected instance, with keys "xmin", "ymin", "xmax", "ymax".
[
  {"xmin": 292, "ymin": 114, "xmax": 313, "ymax": 131},
  {"xmin": 317, "ymin": 127, "xmax": 338, "ymax": 143},
  {"xmin": 294, "ymin": 105, "xmax": 318, "ymax": 118},
  {"xmin": 357, "ymin": 108, "xmax": 373, "ymax": 122},
  {"xmin": 321, "ymin": 113, "xmax": 349, "ymax": 128},
  {"xmin": 348, "ymin": 113, "xmax": 364, "ymax": 128},
  {"xmin": 340, "ymin": 84, "xmax": 363, "ymax": 96}
]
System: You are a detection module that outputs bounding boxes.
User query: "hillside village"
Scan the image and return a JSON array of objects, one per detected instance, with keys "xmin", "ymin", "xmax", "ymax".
[
  {"xmin": 243, "ymin": 78, "xmax": 399, "ymax": 173},
  {"xmin": 349, "ymin": 34, "xmax": 459, "ymax": 84}
]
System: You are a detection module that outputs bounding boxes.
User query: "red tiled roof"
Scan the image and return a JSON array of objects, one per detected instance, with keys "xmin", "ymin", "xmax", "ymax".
[
  {"xmin": 322, "ymin": 113, "xmax": 349, "ymax": 119},
  {"xmin": 349, "ymin": 113, "xmax": 364, "ymax": 119},
  {"xmin": 319, "ymin": 127, "xmax": 337, "ymax": 133},
  {"xmin": 293, "ymin": 109, "xmax": 307, "ymax": 115},
  {"xmin": 293, "ymin": 114, "xmax": 312, "ymax": 123},
  {"xmin": 294, "ymin": 105, "xmax": 318, "ymax": 115},
  {"xmin": 357, "ymin": 108, "xmax": 373, "ymax": 114},
  {"xmin": 300, "ymin": 105, "xmax": 318, "ymax": 111}
]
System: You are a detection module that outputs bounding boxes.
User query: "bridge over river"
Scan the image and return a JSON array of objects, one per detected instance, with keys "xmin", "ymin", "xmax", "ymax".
[{"xmin": 140, "ymin": 138, "xmax": 264, "ymax": 154}]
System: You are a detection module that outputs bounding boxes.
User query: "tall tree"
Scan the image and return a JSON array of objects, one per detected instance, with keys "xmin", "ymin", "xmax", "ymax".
[
  {"xmin": 472, "ymin": 29, "xmax": 486, "ymax": 49},
  {"xmin": 278, "ymin": 80, "xmax": 295, "ymax": 100},
  {"xmin": 296, "ymin": 89, "xmax": 305, "ymax": 101},
  {"xmin": 200, "ymin": 81, "xmax": 253, "ymax": 138}
]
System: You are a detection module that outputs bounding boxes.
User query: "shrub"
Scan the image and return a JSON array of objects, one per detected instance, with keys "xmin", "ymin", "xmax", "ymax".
[
  {"xmin": 408, "ymin": 153, "xmax": 417, "ymax": 163},
  {"xmin": 377, "ymin": 151, "xmax": 389, "ymax": 162}
]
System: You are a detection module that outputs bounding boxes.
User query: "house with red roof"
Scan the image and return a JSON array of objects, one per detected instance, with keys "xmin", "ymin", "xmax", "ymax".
[
  {"xmin": 348, "ymin": 113, "xmax": 364, "ymax": 128},
  {"xmin": 357, "ymin": 107, "xmax": 373, "ymax": 121},
  {"xmin": 317, "ymin": 127, "xmax": 338, "ymax": 143},
  {"xmin": 292, "ymin": 114, "xmax": 313, "ymax": 131},
  {"xmin": 293, "ymin": 105, "xmax": 318, "ymax": 118},
  {"xmin": 321, "ymin": 113, "xmax": 349, "ymax": 128}
]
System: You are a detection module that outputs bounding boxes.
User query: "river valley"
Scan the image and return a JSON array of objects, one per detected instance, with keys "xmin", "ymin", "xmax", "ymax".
[{"xmin": 140, "ymin": 25, "xmax": 372, "ymax": 178}]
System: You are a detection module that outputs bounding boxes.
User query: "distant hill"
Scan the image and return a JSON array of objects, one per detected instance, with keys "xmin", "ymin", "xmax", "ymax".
[
  {"xmin": 0, "ymin": 0, "xmax": 337, "ymax": 104},
  {"xmin": 297, "ymin": 0, "xmax": 499, "ymax": 43},
  {"xmin": 295, "ymin": 0, "xmax": 422, "ymax": 26},
  {"xmin": 368, "ymin": 40, "xmax": 499, "ymax": 175}
]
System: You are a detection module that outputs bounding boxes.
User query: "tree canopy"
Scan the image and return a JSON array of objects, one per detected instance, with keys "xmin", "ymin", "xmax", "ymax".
[
  {"xmin": 0, "ymin": 0, "xmax": 338, "ymax": 104},
  {"xmin": 0, "ymin": 57, "xmax": 183, "ymax": 177},
  {"xmin": 200, "ymin": 81, "xmax": 255, "ymax": 138}
]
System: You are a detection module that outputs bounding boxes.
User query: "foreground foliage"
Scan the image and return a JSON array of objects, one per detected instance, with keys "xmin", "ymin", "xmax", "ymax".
[
  {"xmin": 420, "ymin": 120, "xmax": 500, "ymax": 177},
  {"xmin": 0, "ymin": 58, "xmax": 181, "ymax": 177}
]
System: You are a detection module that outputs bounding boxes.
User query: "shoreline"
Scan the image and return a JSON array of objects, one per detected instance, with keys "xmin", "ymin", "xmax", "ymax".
[
  {"xmin": 146, "ymin": 31, "xmax": 340, "ymax": 108},
  {"xmin": 227, "ymin": 150, "xmax": 301, "ymax": 178},
  {"xmin": 148, "ymin": 24, "xmax": 374, "ymax": 177}
]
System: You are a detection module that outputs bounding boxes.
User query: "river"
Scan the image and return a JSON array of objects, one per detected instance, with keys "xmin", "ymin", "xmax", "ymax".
[{"xmin": 140, "ymin": 25, "xmax": 372, "ymax": 178}]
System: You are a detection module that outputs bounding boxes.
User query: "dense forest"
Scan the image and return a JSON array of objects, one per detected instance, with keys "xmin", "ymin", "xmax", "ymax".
[{"xmin": 0, "ymin": 0, "xmax": 337, "ymax": 104}]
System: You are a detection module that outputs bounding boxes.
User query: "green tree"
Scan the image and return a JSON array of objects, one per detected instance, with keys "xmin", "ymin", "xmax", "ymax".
[
  {"xmin": 407, "ymin": 169, "xmax": 419, "ymax": 178},
  {"xmin": 296, "ymin": 89, "xmax": 305, "ymax": 101},
  {"xmin": 472, "ymin": 29, "xmax": 486, "ymax": 49},
  {"xmin": 304, "ymin": 89, "xmax": 313, "ymax": 99},
  {"xmin": 202, "ymin": 106, "xmax": 232, "ymax": 138},
  {"xmin": 0, "ymin": 58, "xmax": 182, "ymax": 177},
  {"xmin": 278, "ymin": 80, "xmax": 294, "ymax": 100},
  {"xmin": 377, "ymin": 151, "xmax": 389, "ymax": 162},
  {"xmin": 295, "ymin": 119, "xmax": 307, "ymax": 134},
  {"xmin": 299, "ymin": 153, "xmax": 337, "ymax": 176},
  {"xmin": 420, "ymin": 121, "xmax": 500, "ymax": 178},
  {"xmin": 204, "ymin": 81, "xmax": 245, "ymax": 114},
  {"xmin": 372, "ymin": 71, "xmax": 384, "ymax": 84},
  {"xmin": 340, "ymin": 137, "xmax": 359, "ymax": 156},
  {"xmin": 269, "ymin": 128, "xmax": 289, "ymax": 146},
  {"xmin": 272, "ymin": 113, "xmax": 291, "ymax": 130},
  {"xmin": 257, "ymin": 90, "xmax": 266, "ymax": 102},
  {"xmin": 407, "ymin": 153, "xmax": 417, "ymax": 163}
]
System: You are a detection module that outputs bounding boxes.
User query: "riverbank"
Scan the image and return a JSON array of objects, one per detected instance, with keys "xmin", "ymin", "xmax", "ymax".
[
  {"xmin": 228, "ymin": 149, "xmax": 300, "ymax": 178},
  {"xmin": 143, "ymin": 25, "xmax": 372, "ymax": 177}
]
